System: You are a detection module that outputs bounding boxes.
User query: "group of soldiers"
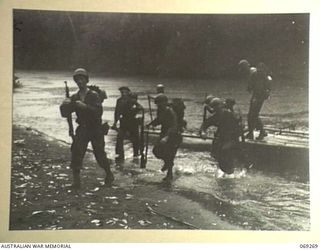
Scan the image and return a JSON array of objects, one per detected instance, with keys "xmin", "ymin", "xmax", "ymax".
[{"xmin": 60, "ymin": 59, "xmax": 272, "ymax": 188}]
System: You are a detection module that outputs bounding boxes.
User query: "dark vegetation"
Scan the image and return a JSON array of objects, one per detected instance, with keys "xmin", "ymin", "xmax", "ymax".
[{"xmin": 14, "ymin": 11, "xmax": 308, "ymax": 81}]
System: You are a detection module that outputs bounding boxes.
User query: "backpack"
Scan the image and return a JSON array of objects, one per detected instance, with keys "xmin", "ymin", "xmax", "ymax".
[
  {"xmin": 170, "ymin": 98, "xmax": 187, "ymax": 131},
  {"xmin": 88, "ymin": 85, "xmax": 107, "ymax": 103}
]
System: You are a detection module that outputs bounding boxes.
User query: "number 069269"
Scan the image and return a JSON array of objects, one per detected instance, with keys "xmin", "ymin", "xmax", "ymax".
[{"xmin": 300, "ymin": 244, "xmax": 318, "ymax": 248}]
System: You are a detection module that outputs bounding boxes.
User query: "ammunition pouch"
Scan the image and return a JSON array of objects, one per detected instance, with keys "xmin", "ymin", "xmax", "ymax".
[
  {"xmin": 153, "ymin": 140, "xmax": 167, "ymax": 159},
  {"xmin": 60, "ymin": 103, "xmax": 73, "ymax": 118},
  {"xmin": 153, "ymin": 134, "xmax": 182, "ymax": 159}
]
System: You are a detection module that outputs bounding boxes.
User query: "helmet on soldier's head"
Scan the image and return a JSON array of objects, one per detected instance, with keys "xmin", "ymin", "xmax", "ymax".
[
  {"xmin": 156, "ymin": 84, "xmax": 165, "ymax": 93},
  {"xmin": 209, "ymin": 97, "xmax": 223, "ymax": 109},
  {"xmin": 73, "ymin": 68, "xmax": 89, "ymax": 82},
  {"xmin": 238, "ymin": 59, "xmax": 251, "ymax": 72},
  {"xmin": 154, "ymin": 94, "xmax": 168, "ymax": 105},
  {"xmin": 238, "ymin": 59, "xmax": 250, "ymax": 67},
  {"xmin": 157, "ymin": 84, "xmax": 164, "ymax": 89},
  {"xmin": 204, "ymin": 95, "xmax": 215, "ymax": 105}
]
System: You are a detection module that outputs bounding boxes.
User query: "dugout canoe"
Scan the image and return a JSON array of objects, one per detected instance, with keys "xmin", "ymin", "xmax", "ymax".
[{"xmin": 143, "ymin": 129, "xmax": 309, "ymax": 178}]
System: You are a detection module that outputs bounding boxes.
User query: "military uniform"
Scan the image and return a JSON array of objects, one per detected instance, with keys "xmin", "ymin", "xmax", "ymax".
[
  {"xmin": 247, "ymin": 63, "xmax": 271, "ymax": 139},
  {"xmin": 239, "ymin": 60, "xmax": 271, "ymax": 140},
  {"xmin": 60, "ymin": 68, "xmax": 113, "ymax": 188},
  {"xmin": 201, "ymin": 99, "xmax": 240, "ymax": 174},
  {"xmin": 150, "ymin": 95, "xmax": 182, "ymax": 180},
  {"xmin": 114, "ymin": 90, "xmax": 143, "ymax": 161}
]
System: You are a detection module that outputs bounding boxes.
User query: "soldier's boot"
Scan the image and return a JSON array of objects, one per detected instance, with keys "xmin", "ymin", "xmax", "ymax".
[
  {"xmin": 245, "ymin": 131, "xmax": 254, "ymax": 140},
  {"xmin": 104, "ymin": 171, "xmax": 114, "ymax": 187},
  {"xmin": 132, "ymin": 155, "xmax": 140, "ymax": 164},
  {"xmin": 256, "ymin": 130, "xmax": 267, "ymax": 140},
  {"xmin": 72, "ymin": 169, "xmax": 81, "ymax": 189},
  {"xmin": 115, "ymin": 155, "xmax": 124, "ymax": 164},
  {"xmin": 162, "ymin": 165, "xmax": 173, "ymax": 182},
  {"xmin": 161, "ymin": 164, "xmax": 169, "ymax": 172}
]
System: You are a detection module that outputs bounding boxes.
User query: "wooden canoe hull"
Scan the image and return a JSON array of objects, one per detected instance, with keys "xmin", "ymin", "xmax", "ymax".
[{"xmin": 144, "ymin": 130, "xmax": 309, "ymax": 179}]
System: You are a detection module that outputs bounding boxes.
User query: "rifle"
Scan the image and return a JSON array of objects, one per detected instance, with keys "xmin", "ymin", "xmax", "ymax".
[
  {"xmin": 144, "ymin": 128, "xmax": 149, "ymax": 168},
  {"xmin": 147, "ymin": 95, "xmax": 153, "ymax": 122},
  {"xmin": 203, "ymin": 93, "xmax": 207, "ymax": 123},
  {"xmin": 140, "ymin": 109, "xmax": 147, "ymax": 168},
  {"xmin": 64, "ymin": 81, "xmax": 74, "ymax": 141}
]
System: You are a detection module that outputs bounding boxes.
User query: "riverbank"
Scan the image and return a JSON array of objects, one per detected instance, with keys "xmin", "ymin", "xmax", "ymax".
[{"xmin": 10, "ymin": 124, "xmax": 241, "ymax": 230}]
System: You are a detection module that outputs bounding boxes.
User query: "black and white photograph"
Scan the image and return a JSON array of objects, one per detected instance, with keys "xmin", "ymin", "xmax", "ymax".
[{"xmin": 9, "ymin": 8, "xmax": 310, "ymax": 233}]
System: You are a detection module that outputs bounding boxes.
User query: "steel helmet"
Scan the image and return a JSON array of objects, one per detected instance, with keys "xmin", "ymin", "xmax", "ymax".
[
  {"xmin": 73, "ymin": 68, "xmax": 89, "ymax": 82},
  {"xmin": 204, "ymin": 95, "xmax": 215, "ymax": 105},
  {"xmin": 156, "ymin": 84, "xmax": 164, "ymax": 89},
  {"xmin": 238, "ymin": 59, "xmax": 251, "ymax": 72},
  {"xmin": 209, "ymin": 97, "xmax": 223, "ymax": 108},
  {"xmin": 238, "ymin": 59, "xmax": 250, "ymax": 67},
  {"xmin": 156, "ymin": 84, "xmax": 165, "ymax": 93}
]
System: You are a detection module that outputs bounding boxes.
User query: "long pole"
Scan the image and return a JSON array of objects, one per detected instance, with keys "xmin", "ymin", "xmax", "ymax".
[
  {"xmin": 144, "ymin": 128, "xmax": 149, "ymax": 167},
  {"xmin": 64, "ymin": 81, "xmax": 74, "ymax": 141},
  {"xmin": 147, "ymin": 95, "xmax": 153, "ymax": 122},
  {"xmin": 140, "ymin": 109, "xmax": 147, "ymax": 168}
]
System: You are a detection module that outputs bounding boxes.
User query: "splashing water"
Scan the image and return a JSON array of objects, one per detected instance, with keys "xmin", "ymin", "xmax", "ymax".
[{"xmin": 12, "ymin": 70, "xmax": 309, "ymax": 230}]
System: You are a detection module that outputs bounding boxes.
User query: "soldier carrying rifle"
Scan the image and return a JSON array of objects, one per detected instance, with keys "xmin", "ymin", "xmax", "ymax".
[{"xmin": 60, "ymin": 68, "xmax": 114, "ymax": 189}]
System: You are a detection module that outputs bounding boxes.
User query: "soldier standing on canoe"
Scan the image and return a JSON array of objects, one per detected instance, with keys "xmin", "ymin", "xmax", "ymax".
[
  {"xmin": 200, "ymin": 97, "xmax": 241, "ymax": 174},
  {"xmin": 148, "ymin": 94, "xmax": 182, "ymax": 181},
  {"xmin": 60, "ymin": 68, "xmax": 114, "ymax": 189},
  {"xmin": 238, "ymin": 60, "xmax": 272, "ymax": 140},
  {"xmin": 112, "ymin": 87, "xmax": 143, "ymax": 163}
]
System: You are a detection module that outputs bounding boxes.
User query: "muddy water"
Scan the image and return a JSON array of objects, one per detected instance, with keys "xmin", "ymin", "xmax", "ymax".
[{"xmin": 12, "ymin": 70, "xmax": 309, "ymax": 230}]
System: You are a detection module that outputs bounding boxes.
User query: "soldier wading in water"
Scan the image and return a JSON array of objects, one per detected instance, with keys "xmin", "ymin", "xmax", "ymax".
[
  {"xmin": 200, "ymin": 98, "xmax": 241, "ymax": 175},
  {"xmin": 60, "ymin": 68, "xmax": 114, "ymax": 189},
  {"xmin": 148, "ymin": 94, "xmax": 184, "ymax": 181}
]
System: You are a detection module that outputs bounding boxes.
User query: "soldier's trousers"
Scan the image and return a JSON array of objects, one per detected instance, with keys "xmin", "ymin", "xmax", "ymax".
[
  {"xmin": 153, "ymin": 134, "xmax": 182, "ymax": 168},
  {"xmin": 248, "ymin": 97, "xmax": 265, "ymax": 132},
  {"xmin": 116, "ymin": 124, "xmax": 140, "ymax": 158},
  {"xmin": 213, "ymin": 137, "xmax": 240, "ymax": 174},
  {"xmin": 71, "ymin": 125, "xmax": 111, "ymax": 173}
]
